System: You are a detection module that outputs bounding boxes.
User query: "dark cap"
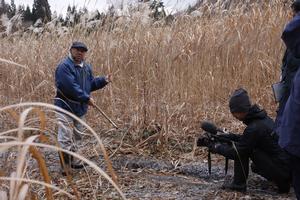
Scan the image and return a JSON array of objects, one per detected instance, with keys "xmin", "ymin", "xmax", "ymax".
[
  {"xmin": 229, "ymin": 88, "xmax": 251, "ymax": 113},
  {"xmin": 70, "ymin": 41, "xmax": 88, "ymax": 52}
]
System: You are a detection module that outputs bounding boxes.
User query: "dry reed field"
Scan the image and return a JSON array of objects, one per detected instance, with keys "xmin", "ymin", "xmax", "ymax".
[{"xmin": 0, "ymin": 1, "xmax": 294, "ymax": 199}]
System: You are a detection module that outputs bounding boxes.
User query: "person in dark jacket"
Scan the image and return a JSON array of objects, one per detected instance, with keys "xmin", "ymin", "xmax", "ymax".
[
  {"xmin": 274, "ymin": 0, "xmax": 300, "ymax": 134},
  {"xmin": 198, "ymin": 88, "xmax": 291, "ymax": 193},
  {"xmin": 279, "ymin": 1, "xmax": 300, "ymax": 199},
  {"xmin": 55, "ymin": 41, "xmax": 111, "ymax": 173}
]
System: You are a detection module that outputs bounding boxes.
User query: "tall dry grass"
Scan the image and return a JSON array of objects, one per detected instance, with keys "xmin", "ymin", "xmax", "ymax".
[
  {"xmin": 0, "ymin": 1, "xmax": 291, "ymax": 198},
  {"xmin": 2, "ymin": 2, "xmax": 287, "ymax": 127}
]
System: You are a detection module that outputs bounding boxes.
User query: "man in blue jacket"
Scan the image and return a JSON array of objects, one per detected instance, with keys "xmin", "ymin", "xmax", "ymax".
[
  {"xmin": 55, "ymin": 41, "xmax": 111, "ymax": 174},
  {"xmin": 279, "ymin": 1, "xmax": 300, "ymax": 199}
]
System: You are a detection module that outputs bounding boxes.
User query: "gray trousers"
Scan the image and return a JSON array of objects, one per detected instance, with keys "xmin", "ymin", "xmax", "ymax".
[{"xmin": 57, "ymin": 113, "xmax": 85, "ymax": 152}]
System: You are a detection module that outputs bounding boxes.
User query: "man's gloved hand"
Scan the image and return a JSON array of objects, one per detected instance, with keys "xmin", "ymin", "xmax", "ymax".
[
  {"xmin": 218, "ymin": 133, "xmax": 240, "ymax": 142},
  {"xmin": 197, "ymin": 137, "xmax": 211, "ymax": 147},
  {"xmin": 197, "ymin": 136, "xmax": 222, "ymax": 154}
]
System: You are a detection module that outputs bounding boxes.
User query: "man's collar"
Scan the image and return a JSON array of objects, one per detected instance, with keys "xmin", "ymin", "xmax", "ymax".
[{"xmin": 77, "ymin": 62, "xmax": 84, "ymax": 67}]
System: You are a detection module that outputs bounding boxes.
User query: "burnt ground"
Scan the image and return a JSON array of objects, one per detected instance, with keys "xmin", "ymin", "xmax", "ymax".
[
  {"xmin": 104, "ymin": 156, "xmax": 295, "ymax": 200},
  {"xmin": 0, "ymin": 133, "xmax": 296, "ymax": 200},
  {"xmin": 21, "ymin": 151, "xmax": 296, "ymax": 200}
]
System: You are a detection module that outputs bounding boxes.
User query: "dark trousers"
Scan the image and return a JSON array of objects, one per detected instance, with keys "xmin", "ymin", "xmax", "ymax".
[
  {"xmin": 290, "ymin": 155, "xmax": 300, "ymax": 199},
  {"xmin": 251, "ymin": 150, "xmax": 290, "ymax": 192},
  {"xmin": 233, "ymin": 156, "xmax": 248, "ymax": 184},
  {"xmin": 233, "ymin": 150, "xmax": 290, "ymax": 192}
]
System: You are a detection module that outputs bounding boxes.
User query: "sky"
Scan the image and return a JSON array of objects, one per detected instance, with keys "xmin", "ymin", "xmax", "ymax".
[
  {"xmin": 5, "ymin": 0, "xmax": 198, "ymax": 15},
  {"xmin": 7, "ymin": 0, "xmax": 109, "ymax": 14}
]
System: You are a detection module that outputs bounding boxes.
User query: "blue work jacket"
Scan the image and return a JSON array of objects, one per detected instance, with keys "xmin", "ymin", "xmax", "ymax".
[{"xmin": 54, "ymin": 56, "xmax": 108, "ymax": 116}]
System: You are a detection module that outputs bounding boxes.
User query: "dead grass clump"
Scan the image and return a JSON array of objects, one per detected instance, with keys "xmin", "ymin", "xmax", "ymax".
[{"xmin": 0, "ymin": 103, "xmax": 126, "ymax": 199}]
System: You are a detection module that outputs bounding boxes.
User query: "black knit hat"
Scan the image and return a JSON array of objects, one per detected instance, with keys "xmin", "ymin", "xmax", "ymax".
[
  {"xmin": 229, "ymin": 88, "xmax": 251, "ymax": 113},
  {"xmin": 292, "ymin": 0, "xmax": 300, "ymax": 12}
]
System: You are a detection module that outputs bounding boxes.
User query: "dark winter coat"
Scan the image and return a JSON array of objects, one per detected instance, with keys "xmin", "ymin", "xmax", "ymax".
[
  {"xmin": 54, "ymin": 56, "xmax": 108, "ymax": 117},
  {"xmin": 280, "ymin": 50, "xmax": 300, "ymax": 103},
  {"xmin": 278, "ymin": 12, "xmax": 300, "ymax": 158},
  {"xmin": 279, "ymin": 67, "xmax": 300, "ymax": 158},
  {"xmin": 275, "ymin": 50, "xmax": 300, "ymax": 133},
  {"xmin": 215, "ymin": 105, "xmax": 289, "ymax": 165},
  {"xmin": 281, "ymin": 13, "xmax": 300, "ymax": 58}
]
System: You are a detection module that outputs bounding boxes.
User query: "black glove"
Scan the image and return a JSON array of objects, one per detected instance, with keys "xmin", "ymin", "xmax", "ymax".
[
  {"xmin": 217, "ymin": 133, "xmax": 240, "ymax": 142},
  {"xmin": 208, "ymin": 143, "xmax": 222, "ymax": 154},
  {"xmin": 197, "ymin": 137, "xmax": 211, "ymax": 147}
]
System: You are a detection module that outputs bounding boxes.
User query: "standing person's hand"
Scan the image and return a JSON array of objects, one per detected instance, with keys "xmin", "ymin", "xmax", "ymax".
[
  {"xmin": 105, "ymin": 74, "xmax": 112, "ymax": 83},
  {"xmin": 88, "ymin": 98, "xmax": 96, "ymax": 107}
]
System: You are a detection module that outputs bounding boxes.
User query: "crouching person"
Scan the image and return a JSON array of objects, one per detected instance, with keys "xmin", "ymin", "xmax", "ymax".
[
  {"xmin": 54, "ymin": 41, "xmax": 111, "ymax": 175},
  {"xmin": 198, "ymin": 88, "xmax": 291, "ymax": 193}
]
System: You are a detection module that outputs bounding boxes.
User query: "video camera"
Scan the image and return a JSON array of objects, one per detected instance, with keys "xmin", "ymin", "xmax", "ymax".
[
  {"xmin": 201, "ymin": 121, "xmax": 233, "ymax": 144},
  {"xmin": 199, "ymin": 121, "xmax": 234, "ymax": 175}
]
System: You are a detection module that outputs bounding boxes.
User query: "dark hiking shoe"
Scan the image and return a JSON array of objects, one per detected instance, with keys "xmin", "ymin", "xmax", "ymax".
[
  {"xmin": 61, "ymin": 163, "xmax": 84, "ymax": 176},
  {"xmin": 59, "ymin": 152, "xmax": 71, "ymax": 166},
  {"xmin": 221, "ymin": 182, "xmax": 247, "ymax": 192},
  {"xmin": 70, "ymin": 154, "xmax": 85, "ymax": 169},
  {"xmin": 250, "ymin": 163, "xmax": 259, "ymax": 174},
  {"xmin": 61, "ymin": 169, "xmax": 69, "ymax": 176},
  {"xmin": 59, "ymin": 152, "xmax": 70, "ymax": 176},
  {"xmin": 60, "ymin": 161, "xmax": 84, "ymax": 176},
  {"xmin": 278, "ymin": 184, "xmax": 290, "ymax": 194},
  {"xmin": 70, "ymin": 161, "xmax": 84, "ymax": 169},
  {"xmin": 59, "ymin": 152, "xmax": 84, "ymax": 175}
]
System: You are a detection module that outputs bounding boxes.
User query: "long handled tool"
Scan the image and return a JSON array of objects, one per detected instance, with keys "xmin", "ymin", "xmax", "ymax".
[{"xmin": 93, "ymin": 104, "xmax": 119, "ymax": 129}]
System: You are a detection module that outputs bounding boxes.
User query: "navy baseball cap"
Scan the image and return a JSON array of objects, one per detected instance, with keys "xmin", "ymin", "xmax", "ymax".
[{"xmin": 70, "ymin": 41, "xmax": 88, "ymax": 52}]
